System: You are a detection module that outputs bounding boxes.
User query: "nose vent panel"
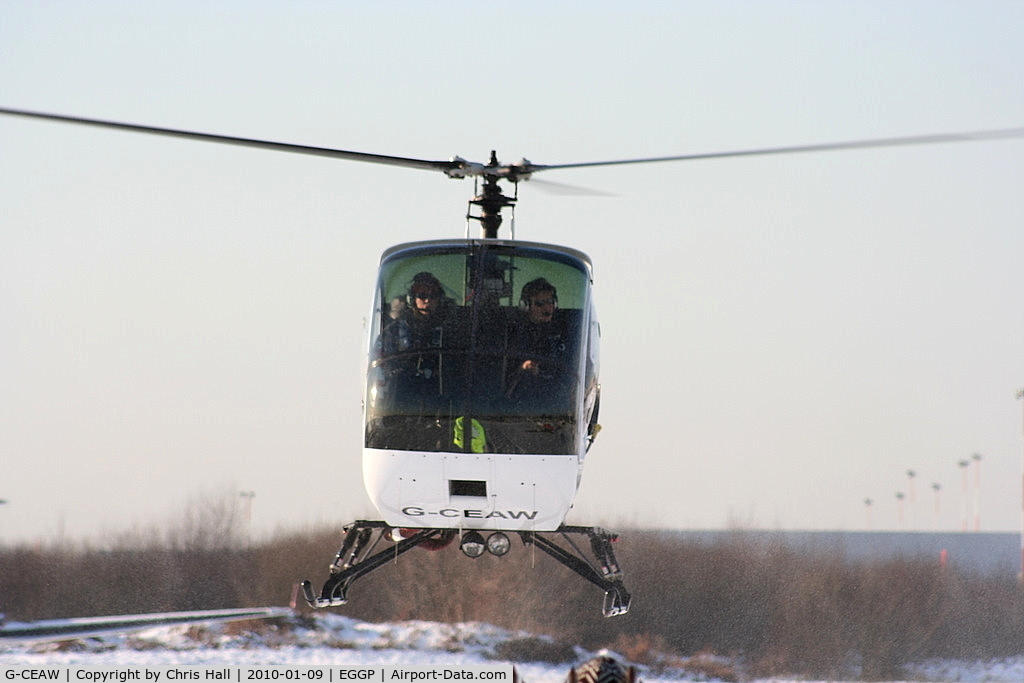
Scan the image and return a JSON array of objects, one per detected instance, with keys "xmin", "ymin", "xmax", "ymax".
[{"xmin": 449, "ymin": 480, "xmax": 487, "ymax": 497}]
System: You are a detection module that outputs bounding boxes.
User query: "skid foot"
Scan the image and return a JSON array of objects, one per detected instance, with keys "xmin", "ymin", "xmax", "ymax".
[{"xmin": 602, "ymin": 585, "xmax": 631, "ymax": 617}]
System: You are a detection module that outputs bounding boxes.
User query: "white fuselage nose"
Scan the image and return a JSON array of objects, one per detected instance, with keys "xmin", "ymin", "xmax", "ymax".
[{"xmin": 363, "ymin": 448, "xmax": 580, "ymax": 531}]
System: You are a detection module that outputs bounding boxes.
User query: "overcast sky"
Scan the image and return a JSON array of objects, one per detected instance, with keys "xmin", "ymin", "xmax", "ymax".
[{"xmin": 2, "ymin": 1, "xmax": 1023, "ymax": 545}]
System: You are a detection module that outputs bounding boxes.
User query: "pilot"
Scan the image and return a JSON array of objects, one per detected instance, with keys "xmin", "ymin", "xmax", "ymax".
[{"xmin": 506, "ymin": 277, "xmax": 567, "ymax": 397}]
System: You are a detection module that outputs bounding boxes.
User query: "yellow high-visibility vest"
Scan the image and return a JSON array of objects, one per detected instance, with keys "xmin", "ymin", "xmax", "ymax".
[{"xmin": 453, "ymin": 416, "xmax": 487, "ymax": 453}]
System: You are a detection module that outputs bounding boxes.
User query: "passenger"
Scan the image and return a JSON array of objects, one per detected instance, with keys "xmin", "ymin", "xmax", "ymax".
[
  {"xmin": 377, "ymin": 271, "xmax": 453, "ymax": 391},
  {"xmin": 379, "ymin": 272, "xmax": 449, "ymax": 354},
  {"xmin": 388, "ymin": 296, "xmax": 405, "ymax": 320},
  {"xmin": 367, "ymin": 272, "xmax": 454, "ymax": 449},
  {"xmin": 506, "ymin": 278, "xmax": 567, "ymax": 398}
]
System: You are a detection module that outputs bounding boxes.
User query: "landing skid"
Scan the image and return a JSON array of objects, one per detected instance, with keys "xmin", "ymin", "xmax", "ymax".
[
  {"xmin": 300, "ymin": 521, "xmax": 631, "ymax": 617},
  {"xmin": 518, "ymin": 525, "xmax": 631, "ymax": 617}
]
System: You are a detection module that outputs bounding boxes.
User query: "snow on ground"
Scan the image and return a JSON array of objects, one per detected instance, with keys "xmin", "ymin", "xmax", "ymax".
[{"xmin": 2, "ymin": 612, "xmax": 1024, "ymax": 682}]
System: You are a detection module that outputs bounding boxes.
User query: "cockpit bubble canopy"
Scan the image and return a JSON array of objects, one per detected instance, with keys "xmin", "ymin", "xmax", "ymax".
[{"xmin": 364, "ymin": 240, "xmax": 597, "ymax": 456}]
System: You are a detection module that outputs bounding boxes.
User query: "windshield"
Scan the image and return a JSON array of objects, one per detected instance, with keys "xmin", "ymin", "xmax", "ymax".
[{"xmin": 364, "ymin": 241, "xmax": 591, "ymax": 455}]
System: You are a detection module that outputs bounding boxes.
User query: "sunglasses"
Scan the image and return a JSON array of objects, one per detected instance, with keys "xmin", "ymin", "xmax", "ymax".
[{"xmin": 412, "ymin": 289, "xmax": 440, "ymax": 299}]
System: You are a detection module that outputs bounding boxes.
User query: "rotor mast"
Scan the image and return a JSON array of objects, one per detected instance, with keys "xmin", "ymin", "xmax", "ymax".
[{"xmin": 467, "ymin": 150, "xmax": 517, "ymax": 239}]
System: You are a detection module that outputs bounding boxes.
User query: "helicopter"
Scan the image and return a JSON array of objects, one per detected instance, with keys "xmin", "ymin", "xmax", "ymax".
[{"xmin": 2, "ymin": 107, "xmax": 1023, "ymax": 617}]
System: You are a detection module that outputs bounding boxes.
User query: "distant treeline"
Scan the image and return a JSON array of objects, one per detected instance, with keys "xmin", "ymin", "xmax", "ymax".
[{"xmin": 2, "ymin": 496, "xmax": 1023, "ymax": 680}]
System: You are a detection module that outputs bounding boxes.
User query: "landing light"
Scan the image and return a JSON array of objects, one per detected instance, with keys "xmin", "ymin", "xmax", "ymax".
[
  {"xmin": 486, "ymin": 532, "xmax": 511, "ymax": 556},
  {"xmin": 459, "ymin": 531, "xmax": 486, "ymax": 558}
]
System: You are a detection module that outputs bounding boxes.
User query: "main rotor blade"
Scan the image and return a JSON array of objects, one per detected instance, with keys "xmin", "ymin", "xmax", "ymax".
[
  {"xmin": 526, "ymin": 177, "xmax": 616, "ymax": 197},
  {"xmin": 527, "ymin": 127, "xmax": 1024, "ymax": 173},
  {"xmin": 4, "ymin": 107, "xmax": 1022, "ymax": 181},
  {"xmin": 0, "ymin": 107, "xmax": 460, "ymax": 174}
]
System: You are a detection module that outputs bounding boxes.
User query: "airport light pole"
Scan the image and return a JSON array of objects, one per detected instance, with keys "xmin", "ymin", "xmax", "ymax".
[
  {"xmin": 864, "ymin": 498, "xmax": 873, "ymax": 529},
  {"xmin": 906, "ymin": 469, "xmax": 917, "ymax": 530},
  {"xmin": 972, "ymin": 453, "xmax": 983, "ymax": 532},
  {"xmin": 1017, "ymin": 388, "xmax": 1024, "ymax": 580},
  {"xmin": 239, "ymin": 491, "xmax": 256, "ymax": 547},
  {"xmin": 932, "ymin": 483, "xmax": 942, "ymax": 530},
  {"xmin": 958, "ymin": 459, "xmax": 970, "ymax": 531},
  {"xmin": 239, "ymin": 491, "xmax": 255, "ymax": 520}
]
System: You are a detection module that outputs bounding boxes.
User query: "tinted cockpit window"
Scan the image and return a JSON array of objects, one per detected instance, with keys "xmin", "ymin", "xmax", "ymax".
[{"xmin": 364, "ymin": 242, "xmax": 590, "ymax": 455}]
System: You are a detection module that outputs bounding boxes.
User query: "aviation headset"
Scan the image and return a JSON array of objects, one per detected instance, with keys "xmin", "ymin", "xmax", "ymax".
[
  {"xmin": 519, "ymin": 278, "xmax": 558, "ymax": 310},
  {"xmin": 407, "ymin": 272, "xmax": 444, "ymax": 306}
]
